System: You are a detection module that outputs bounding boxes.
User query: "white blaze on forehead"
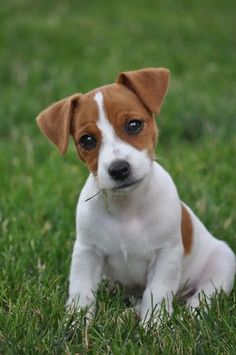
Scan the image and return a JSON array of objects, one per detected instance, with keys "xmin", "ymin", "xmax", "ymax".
[
  {"xmin": 93, "ymin": 91, "xmax": 152, "ymax": 189},
  {"xmin": 94, "ymin": 91, "xmax": 116, "ymax": 145}
]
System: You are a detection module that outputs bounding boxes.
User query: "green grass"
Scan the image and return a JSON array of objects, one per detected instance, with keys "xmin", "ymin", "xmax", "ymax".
[{"xmin": 0, "ymin": 0, "xmax": 236, "ymax": 353}]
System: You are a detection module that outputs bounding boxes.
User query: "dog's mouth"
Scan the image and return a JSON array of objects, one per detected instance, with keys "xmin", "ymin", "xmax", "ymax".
[{"xmin": 112, "ymin": 178, "xmax": 144, "ymax": 193}]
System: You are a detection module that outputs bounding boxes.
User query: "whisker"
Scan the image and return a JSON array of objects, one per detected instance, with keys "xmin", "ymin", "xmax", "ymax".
[{"xmin": 152, "ymin": 155, "xmax": 166, "ymax": 162}]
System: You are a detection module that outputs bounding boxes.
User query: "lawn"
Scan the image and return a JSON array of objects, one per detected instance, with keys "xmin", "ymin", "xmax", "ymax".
[{"xmin": 0, "ymin": 0, "xmax": 236, "ymax": 353}]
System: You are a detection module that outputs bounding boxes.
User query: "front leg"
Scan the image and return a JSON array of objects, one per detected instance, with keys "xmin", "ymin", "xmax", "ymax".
[
  {"xmin": 140, "ymin": 245, "xmax": 183, "ymax": 325},
  {"xmin": 66, "ymin": 239, "xmax": 104, "ymax": 317}
]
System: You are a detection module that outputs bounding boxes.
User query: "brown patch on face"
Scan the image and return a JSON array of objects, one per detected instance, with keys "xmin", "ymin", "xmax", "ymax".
[
  {"xmin": 36, "ymin": 94, "xmax": 81, "ymax": 155},
  {"xmin": 71, "ymin": 93, "xmax": 101, "ymax": 174},
  {"xmin": 101, "ymin": 84, "xmax": 158, "ymax": 158},
  {"xmin": 181, "ymin": 204, "xmax": 193, "ymax": 255},
  {"xmin": 37, "ymin": 68, "xmax": 169, "ymax": 169},
  {"xmin": 70, "ymin": 83, "xmax": 159, "ymax": 174}
]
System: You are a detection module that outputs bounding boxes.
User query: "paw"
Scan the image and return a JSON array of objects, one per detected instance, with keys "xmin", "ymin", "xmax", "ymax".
[
  {"xmin": 187, "ymin": 297, "xmax": 200, "ymax": 310},
  {"xmin": 187, "ymin": 294, "xmax": 211, "ymax": 317},
  {"xmin": 66, "ymin": 294, "xmax": 95, "ymax": 321},
  {"xmin": 140, "ymin": 309, "xmax": 164, "ymax": 329},
  {"xmin": 140, "ymin": 303, "xmax": 173, "ymax": 328},
  {"xmin": 66, "ymin": 294, "xmax": 80, "ymax": 312},
  {"xmin": 135, "ymin": 299, "xmax": 142, "ymax": 317}
]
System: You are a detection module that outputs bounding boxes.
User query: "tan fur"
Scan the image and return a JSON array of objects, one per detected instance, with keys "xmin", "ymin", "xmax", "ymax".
[
  {"xmin": 71, "ymin": 83, "xmax": 159, "ymax": 173},
  {"xmin": 102, "ymin": 84, "xmax": 158, "ymax": 158},
  {"xmin": 36, "ymin": 94, "xmax": 81, "ymax": 155},
  {"xmin": 181, "ymin": 204, "xmax": 193, "ymax": 255},
  {"xmin": 116, "ymin": 68, "xmax": 169, "ymax": 115},
  {"xmin": 36, "ymin": 67, "xmax": 169, "ymax": 173},
  {"xmin": 71, "ymin": 93, "xmax": 100, "ymax": 174}
]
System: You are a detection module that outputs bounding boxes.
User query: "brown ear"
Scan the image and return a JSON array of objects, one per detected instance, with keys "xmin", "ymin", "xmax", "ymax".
[
  {"xmin": 36, "ymin": 94, "xmax": 81, "ymax": 155},
  {"xmin": 116, "ymin": 68, "xmax": 170, "ymax": 115}
]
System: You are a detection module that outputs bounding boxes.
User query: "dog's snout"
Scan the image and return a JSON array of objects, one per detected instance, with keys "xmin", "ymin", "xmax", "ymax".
[{"xmin": 108, "ymin": 160, "xmax": 131, "ymax": 181}]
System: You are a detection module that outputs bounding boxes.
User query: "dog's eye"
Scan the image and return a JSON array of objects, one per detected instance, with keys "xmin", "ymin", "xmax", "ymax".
[
  {"xmin": 125, "ymin": 119, "xmax": 144, "ymax": 134},
  {"xmin": 79, "ymin": 134, "xmax": 96, "ymax": 150}
]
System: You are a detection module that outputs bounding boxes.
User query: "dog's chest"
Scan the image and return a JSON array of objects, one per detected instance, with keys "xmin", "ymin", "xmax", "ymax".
[
  {"xmin": 92, "ymin": 212, "xmax": 156, "ymax": 285},
  {"xmin": 78, "ymin": 202, "xmax": 157, "ymax": 285},
  {"xmin": 92, "ymin": 210, "xmax": 155, "ymax": 256}
]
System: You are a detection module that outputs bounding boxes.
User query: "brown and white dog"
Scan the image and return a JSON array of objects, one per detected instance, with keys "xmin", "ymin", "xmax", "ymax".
[{"xmin": 37, "ymin": 68, "xmax": 235, "ymax": 325}]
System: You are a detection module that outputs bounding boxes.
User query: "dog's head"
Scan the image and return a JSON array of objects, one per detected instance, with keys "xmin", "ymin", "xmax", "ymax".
[{"xmin": 37, "ymin": 68, "xmax": 169, "ymax": 192}]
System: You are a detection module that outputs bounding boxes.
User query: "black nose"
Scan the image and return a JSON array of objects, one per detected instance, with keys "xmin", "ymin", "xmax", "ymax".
[{"xmin": 108, "ymin": 160, "xmax": 131, "ymax": 181}]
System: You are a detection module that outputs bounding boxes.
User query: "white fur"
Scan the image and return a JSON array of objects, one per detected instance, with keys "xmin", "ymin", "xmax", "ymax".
[
  {"xmin": 94, "ymin": 91, "xmax": 151, "ymax": 191},
  {"xmin": 67, "ymin": 92, "xmax": 235, "ymax": 325}
]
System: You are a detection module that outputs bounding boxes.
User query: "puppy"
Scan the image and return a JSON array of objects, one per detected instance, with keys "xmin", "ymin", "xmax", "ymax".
[{"xmin": 37, "ymin": 68, "xmax": 235, "ymax": 324}]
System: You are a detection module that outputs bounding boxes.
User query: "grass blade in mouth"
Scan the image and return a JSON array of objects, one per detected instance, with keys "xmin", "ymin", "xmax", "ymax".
[{"xmin": 84, "ymin": 190, "xmax": 103, "ymax": 202}]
